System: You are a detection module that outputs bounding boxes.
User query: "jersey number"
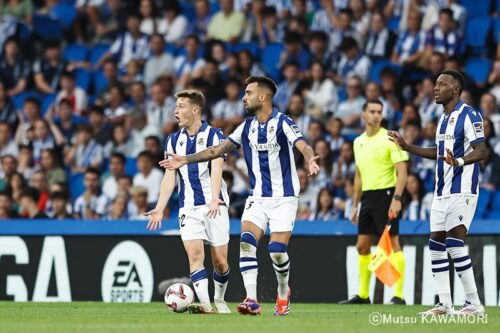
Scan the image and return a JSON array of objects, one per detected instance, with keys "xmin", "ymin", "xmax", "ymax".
[
  {"xmin": 179, "ymin": 214, "xmax": 186, "ymax": 228},
  {"xmin": 245, "ymin": 201, "xmax": 254, "ymax": 210}
]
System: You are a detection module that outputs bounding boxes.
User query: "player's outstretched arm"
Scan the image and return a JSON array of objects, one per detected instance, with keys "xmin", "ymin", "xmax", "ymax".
[
  {"xmin": 388, "ymin": 130, "xmax": 437, "ymax": 160},
  {"xmin": 145, "ymin": 169, "xmax": 176, "ymax": 231},
  {"xmin": 160, "ymin": 140, "xmax": 238, "ymax": 170},
  {"xmin": 295, "ymin": 139, "xmax": 320, "ymax": 176},
  {"xmin": 442, "ymin": 141, "xmax": 489, "ymax": 166}
]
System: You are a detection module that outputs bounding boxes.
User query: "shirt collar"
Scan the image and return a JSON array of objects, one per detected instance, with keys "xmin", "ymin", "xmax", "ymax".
[
  {"xmin": 452, "ymin": 100, "xmax": 464, "ymax": 111},
  {"xmin": 181, "ymin": 121, "xmax": 208, "ymax": 135}
]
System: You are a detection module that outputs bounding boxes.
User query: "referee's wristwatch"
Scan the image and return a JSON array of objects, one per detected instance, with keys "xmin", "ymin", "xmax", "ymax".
[{"xmin": 392, "ymin": 194, "xmax": 402, "ymax": 201}]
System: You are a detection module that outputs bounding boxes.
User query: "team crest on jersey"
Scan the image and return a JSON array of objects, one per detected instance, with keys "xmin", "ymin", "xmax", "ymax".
[
  {"xmin": 449, "ymin": 117, "xmax": 455, "ymax": 125},
  {"xmin": 269, "ymin": 126, "xmax": 275, "ymax": 134},
  {"xmin": 473, "ymin": 122, "xmax": 483, "ymax": 133},
  {"xmin": 198, "ymin": 137, "xmax": 204, "ymax": 145}
]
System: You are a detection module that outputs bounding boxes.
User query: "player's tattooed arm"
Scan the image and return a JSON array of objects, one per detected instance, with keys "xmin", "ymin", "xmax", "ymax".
[
  {"xmin": 388, "ymin": 131, "xmax": 438, "ymax": 160},
  {"xmin": 465, "ymin": 141, "xmax": 489, "ymax": 164},
  {"xmin": 185, "ymin": 139, "xmax": 238, "ymax": 163}
]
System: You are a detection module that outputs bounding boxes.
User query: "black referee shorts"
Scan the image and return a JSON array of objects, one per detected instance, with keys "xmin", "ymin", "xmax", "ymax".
[{"xmin": 358, "ymin": 187, "xmax": 400, "ymax": 236}]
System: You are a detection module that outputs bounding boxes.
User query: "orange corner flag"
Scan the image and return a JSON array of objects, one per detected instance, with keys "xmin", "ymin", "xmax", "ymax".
[{"xmin": 368, "ymin": 225, "xmax": 401, "ymax": 287}]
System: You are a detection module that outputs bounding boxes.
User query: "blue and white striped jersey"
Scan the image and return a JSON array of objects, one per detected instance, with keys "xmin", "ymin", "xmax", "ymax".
[
  {"xmin": 227, "ymin": 108, "xmax": 305, "ymax": 198},
  {"xmin": 434, "ymin": 101, "xmax": 485, "ymax": 197},
  {"xmin": 165, "ymin": 122, "xmax": 229, "ymax": 208}
]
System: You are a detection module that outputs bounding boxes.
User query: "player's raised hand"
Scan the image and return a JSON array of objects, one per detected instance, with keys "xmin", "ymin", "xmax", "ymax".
[
  {"xmin": 159, "ymin": 152, "xmax": 187, "ymax": 170},
  {"xmin": 207, "ymin": 199, "xmax": 225, "ymax": 219},
  {"xmin": 145, "ymin": 208, "xmax": 163, "ymax": 231},
  {"xmin": 388, "ymin": 131, "xmax": 407, "ymax": 150},
  {"xmin": 307, "ymin": 156, "xmax": 320, "ymax": 176},
  {"xmin": 441, "ymin": 148, "xmax": 459, "ymax": 166}
]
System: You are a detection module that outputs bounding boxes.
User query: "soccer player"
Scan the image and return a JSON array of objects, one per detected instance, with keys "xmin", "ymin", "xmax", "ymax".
[
  {"xmin": 145, "ymin": 90, "xmax": 231, "ymax": 314},
  {"xmin": 162, "ymin": 76, "xmax": 320, "ymax": 316},
  {"xmin": 339, "ymin": 99, "xmax": 408, "ymax": 305},
  {"xmin": 388, "ymin": 70, "xmax": 488, "ymax": 315}
]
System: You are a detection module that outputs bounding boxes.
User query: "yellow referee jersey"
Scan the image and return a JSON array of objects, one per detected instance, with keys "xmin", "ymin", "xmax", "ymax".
[{"xmin": 353, "ymin": 128, "xmax": 408, "ymax": 191}]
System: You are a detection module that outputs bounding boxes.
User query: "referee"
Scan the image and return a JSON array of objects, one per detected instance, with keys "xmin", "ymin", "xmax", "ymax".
[{"xmin": 339, "ymin": 99, "xmax": 408, "ymax": 305}]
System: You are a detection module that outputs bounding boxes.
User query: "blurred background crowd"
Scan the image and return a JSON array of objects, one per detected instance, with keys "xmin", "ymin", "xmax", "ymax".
[{"xmin": 0, "ymin": 0, "xmax": 500, "ymax": 222}]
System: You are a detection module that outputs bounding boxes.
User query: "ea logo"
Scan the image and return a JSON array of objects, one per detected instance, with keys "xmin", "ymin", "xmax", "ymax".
[{"xmin": 101, "ymin": 241, "xmax": 153, "ymax": 302}]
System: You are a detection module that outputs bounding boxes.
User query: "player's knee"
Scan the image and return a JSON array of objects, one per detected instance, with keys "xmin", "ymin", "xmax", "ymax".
[
  {"xmin": 187, "ymin": 250, "xmax": 204, "ymax": 267},
  {"xmin": 240, "ymin": 231, "xmax": 258, "ymax": 253},
  {"xmin": 212, "ymin": 255, "xmax": 228, "ymax": 273},
  {"xmin": 268, "ymin": 242, "xmax": 288, "ymax": 263}
]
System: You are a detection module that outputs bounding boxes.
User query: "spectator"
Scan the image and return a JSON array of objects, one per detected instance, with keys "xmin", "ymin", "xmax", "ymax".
[
  {"xmin": 96, "ymin": 59, "xmax": 121, "ymax": 98},
  {"xmin": 96, "ymin": 12, "xmax": 149, "ymax": 72},
  {"xmin": 207, "ymin": 40, "xmax": 228, "ymax": 72},
  {"xmin": 173, "ymin": 35, "xmax": 206, "ymax": 90},
  {"xmin": 285, "ymin": 93, "xmax": 310, "ymax": 136},
  {"xmin": 297, "ymin": 168, "xmax": 319, "ymax": 220},
  {"xmin": 308, "ymin": 30, "xmax": 335, "ymax": 74},
  {"xmin": 119, "ymin": 59, "xmax": 143, "ymax": 89},
  {"xmin": 133, "ymin": 151, "xmax": 163, "ymax": 206},
  {"xmin": 39, "ymin": 148, "xmax": 66, "ymax": 188},
  {"xmin": 64, "ymin": 124, "xmax": 104, "ymax": 174},
  {"xmin": 0, "ymin": 81, "xmax": 18, "ymax": 129},
  {"xmin": 260, "ymin": 5, "xmax": 285, "ymax": 46},
  {"xmin": 398, "ymin": 103, "xmax": 421, "ymax": 130},
  {"xmin": 128, "ymin": 81, "xmax": 148, "ymax": 111},
  {"xmin": 306, "ymin": 119, "xmax": 326, "ymax": 145},
  {"xmin": 88, "ymin": 0, "xmax": 124, "ymax": 43},
  {"xmin": 102, "ymin": 152, "xmax": 126, "ymax": 200},
  {"xmin": 303, "ymin": 61, "xmax": 338, "ymax": 118},
  {"xmin": 29, "ymin": 170, "xmax": 49, "ymax": 212},
  {"xmin": 129, "ymin": 185, "xmax": 149, "ymax": 220},
  {"xmin": 310, "ymin": 188, "xmax": 341, "ymax": 221},
  {"xmin": 146, "ymin": 82, "xmax": 176, "ymax": 137},
  {"xmin": 74, "ymin": 168, "xmax": 109, "ymax": 219},
  {"xmin": 349, "ymin": 0, "xmax": 371, "ymax": 42},
  {"xmin": 50, "ymin": 98, "xmax": 85, "ymax": 146},
  {"xmin": 104, "ymin": 124, "xmax": 134, "ymax": 158},
  {"xmin": 241, "ymin": 0, "xmax": 265, "ymax": 43},
  {"xmin": 187, "ymin": 0, "xmax": 213, "ymax": 41},
  {"xmin": 310, "ymin": 138, "xmax": 333, "ymax": 189},
  {"xmin": 33, "ymin": 40, "xmax": 68, "ymax": 95},
  {"xmin": 0, "ymin": 0, "xmax": 34, "ymax": 24},
  {"xmin": 333, "ymin": 175, "xmax": 355, "ymax": 220},
  {"xmin": 30, "ymin": 119, "xmax": 65, "ymax": 163},
  {"xmin": 19, "ymin": 187, "xmax": 48, "ymax": 219},
  {"xmin": 126, "ymin": 110, "xmax": 161, "ymax": 157},
  {"xmin": 332, "ymin": 141, "xmax": 356, "ymax": 190},
  {"xmin": 480, "ymin": 93, "xmax": 500, "ymax": 134},
  {"xmin": 104, "ymin": 192, "xmax": 129, "ymax": 220},
  {"xmin": 7, "ymin": 171, "xmax": 25, "ymax": 206},
  {"xmin": 428, "ymin": 51, "xmax": 445, "ymax": 80},
  {"xmin": 17, "ymin": 144, "xmax": 34, "ymax": 180},
  {"xmin": 0, "ymin": 154, "xmax": 18, "ymax": 191},
  {"xmin": 391, "ymin": 10, "xmax": 426, "ymax": 68},
  {"xmin": 402, "ymin": 173, "xmax": 432, "ymax": 221},
  {"xmin": 15, "ymin": 97, "xmax": 42, "ymax": 146},
  {"xmin": 278, "ymin": 31, "xmax": 310, "ymax": 71},
  {"xmin": 484, "ymin": 118, "xmax": 500, "ymax": 156},
  {"xmin": 88, "ymin": 105, "xmax": 112, "ymax": 146},
  {"xmin": 325, "ymin": 116, "xmax": 345, "ymax": 160},
  {"xmin": 144, "ymin": 136, "xmax": 164, "ymax": 168},
  {"xmin": 159, "ymin": 0, "xmax": 188, "ymax": 43},
  {"xmin": 49, "ymin": 191, "xmax": 72, "ymax": 219},
  {"xmin": 0, "ymin": 37, "xmax": 30, "ymax": 96},
  {"xmin": 311, "ymin": 3, "xmax": 357, "ymax": 53},
  {"xmin": 335, "ymin": 76, "xmax": 366, "ymax": 134},
  {"xmin": 104, "ymin": 85, "xmax": 128, "ymax": 126},
  {"xmin": 211, "ymin": 78, "xmax": 245, "ymax": 133},
  {"xmin": 364, "ymin": 11, "xmax": 397, "ymax": 61},
  {"xmin": 55, "ymin": 71, "xmax": 88, "ymax": 116},
  {"xmin": 208, "ymin": 0, "xmax": 245, "ymax": 43},
  {"xmin": 0, "ymin": 190, "xmax": 18, "ymax": 218},
  {"xmin": 414, "ymin": 77, "xmax": 439, "ymax": 125},
  {"xmin": 195, "ymin": 60, "xmax": 225, "ymax": 107},
  {"xmin": 336, "ymin": 37, "xmax": 371, "ymax": 85},
  {"xmin": 273, "ymin": 61, "xmax": 301, "ymax": 112},
  {"xmin": 144, "ymin": 34, "xmax": 175, "ymax": 90},
  {"xmin": 0, "ymin": 121, "xmax": 18, "ymax": 157},
  {"xmin": 237, "ymin": 49, "xmax": 265, "ymax": 83},
  {"xmin": 488, "ymin": 59, "xmax": 500, "ymax": 104},
  {"xmin": 139, "ymin": 0, "xmax": 162, "ymax": 35},
  {"xmin": 379, "ymin": 67, "xmax": 403, "ymax": 118},
  {"xmin": 365, "ymin": 81, "xmax": 394, "ymax": 123},
  {"xmin": 424, "ymin": 9, "xmax": 462, "ymax": 63},
  {"xmin": 116, "ymin": 174, "xmax": 133, "ymax": 194}
]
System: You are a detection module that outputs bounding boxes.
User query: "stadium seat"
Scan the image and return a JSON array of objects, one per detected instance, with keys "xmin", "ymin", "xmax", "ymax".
[
  {"xmin": 486, "ymin": 211, "xmax": 500, "ymax": 219},
  {"xmin": 494, "ymin": 18, "xmax": 500, "ymax": 43},
  {"xmin": 33, "ymin": 14, "xmax": 63, "ymax": 40},
  {"xmin": 41, "ymin": 93, "xmax": 57, "ymax": 116},
  {"xmin": 125, "ymin": 157, "xmax": 138, "ymax": 176},
  {"xmin": 92, "ymin": 70, "xmax": 108, "ymax": 95},
  {"xmin": 51, "ymin": 3, "xmax": 77, "ymax": 29},
  {"xmin": 465, "ymin": 58, "xmax": 492, "ymax": 85},
  {"xmin": 229, "ymin": 42, "xmax": 260, "ymax": 59},
  {"xmin": 491, "ymin": 190, "xmax": 500, "ymax": 211},
  {"xmin": 75, "ymin": 68, "xmax": 91, "ymax": 90},
  {"xmin": 69, "ymin": 173, "xmax": 85, "ymax": 202},
  {"xmin": 17, "ymin": 22, "xmax": 31, "ymax": 41},
  {"xmin": 465, "ymin": 17, "xmax": 492, "ymax": 50},
  {"xmin": 387, "ymin": 16, "xmax": 400, "ymax": 32},
  {"xmin": 12, "ymin": 91, "xmax": 39, "ymax": 110},
  {"xmin": 164, "ymin": 43, "xmax": 178, "ymax": 56},
  {"xmin": 477, "ymin": 188, "xmax": 493, "ymax": 217},
  {"xmin": 260, "ymin": 43, "xmax": 285, "ymax": 81},
  {"xmin": 63, "ymin": 44, "xmax": 88, "ymax": 62},
  {"xmin": 89, "ymin": 44, "xmax": 111, "ymax": 65},
  {"xmin": 459, "ymin": 0, "xmax": 491, "ymax": 18}
]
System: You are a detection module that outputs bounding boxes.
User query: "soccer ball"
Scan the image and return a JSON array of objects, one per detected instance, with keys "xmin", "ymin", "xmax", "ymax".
[{"xmin": 164, "ymin": 283, "xmax": 195, "ymax": 313}]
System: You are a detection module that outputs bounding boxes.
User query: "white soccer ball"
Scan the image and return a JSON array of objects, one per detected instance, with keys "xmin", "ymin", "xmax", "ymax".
[{"xmin": 164, "ymin": 283, "xmax": 195, "ymax": 313}]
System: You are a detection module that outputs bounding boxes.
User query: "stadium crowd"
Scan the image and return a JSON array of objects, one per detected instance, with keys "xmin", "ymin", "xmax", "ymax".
[{"xmin": 0, "ymin": 0, "xmax": 499, "ymax": 221}]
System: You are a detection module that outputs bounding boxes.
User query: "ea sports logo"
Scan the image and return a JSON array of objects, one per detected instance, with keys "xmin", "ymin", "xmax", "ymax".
[{"xmin": 101, "ymin": 241, "xmax": 153, "ymax": 302}]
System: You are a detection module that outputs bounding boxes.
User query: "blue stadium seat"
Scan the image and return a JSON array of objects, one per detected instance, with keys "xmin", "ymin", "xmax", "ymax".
[
  {"xmin": 52, "ymin": 4, "xmax": 77, "ymax": 29},
  {"xmin": 17, "ymin": 22, "xmax": 31, "ymax": 41},
  {"xmin": 125, "ymin": 157, "xmax": 138, "ymax": 176},
  {"xmin": 486, "ymin": 211, "xmax": 500, "ymax": 219},
  {"xmin": 477, "ymin": 188, "xmax": 493, "ymax": 217},
  {"xmin": 164, "ymin": 43, "xmax": 178, "ymax": 56},
  {"xmin": 92, "ymin": 70, "xmax": 108, "ymax": 95},
  {"xmin": 180, "ymin": 2, "xmax": 196, "ymax": 18},
  {"xmin": 465, "ymin": 17, "xmax": 492, "ymax": 49},
  {"xmin": 75, "ymin": 68, "xmax": 91, "ymax": 90},
  {"xmin": 260, "ymin": 43, "xmax": 285, "ymax": 81},
  {"xmin": 387, "ymin": 16, "xmax": 400, "ymax": 32},
  {"xmin": 12, "ymin": 91, "xmax": 39, "ymax": 110},
  {"xmin": 465, "ymin": 58, "xmax": 492, "ymax": 85},
  {"xmin": 229, "ymin": 42, "xmax": 260, "ymax": 59},
  {"xmin": 41, "ymin": 93, "xmax": 57, "ymax": 116},
  {"xmin": 459, "ymin": 0, "xmax": 491, "ymax": 18},
  {"xmin": 33, "ymin": 14, "xmax": 63, "ymax": 40},
  {"xmin": 63, "ymin": 44, "xmax": 88, "ymax": 62},
  {"xmin": 494, "ymin": 18, "xmax": 500, "ymax": 43},
  {"xmin": 89, "ymin": 44, "xmax": 111, "ymax": 65},
  {"xmin": 491, "ymin": 190, "xmax": 500, "ymax": 211},
  {"xmin": 69, "ymin": 173, "xmax": 85, "ymax": 202}
]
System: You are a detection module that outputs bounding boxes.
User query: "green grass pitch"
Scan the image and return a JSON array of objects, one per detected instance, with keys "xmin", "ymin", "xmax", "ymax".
[{"xmin": 1, "ymin": 302, "xmax": 499, "ymax": 333}]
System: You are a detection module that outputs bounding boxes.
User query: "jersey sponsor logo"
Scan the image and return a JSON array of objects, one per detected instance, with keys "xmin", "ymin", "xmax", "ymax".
[
  {"xmin": 437, "ymin": 134, "xmax": 455, "ymax": 141},
  {"xmin": 473, "ymin": 122, "xmax": 483, "ymax": 133},
  {"xmin": 101, "ymin": 241, "xmax": 153, "ymax": 302},
  {"xmin": 250, "ymin": 142, "xmax": 280, "ymax": 151}
]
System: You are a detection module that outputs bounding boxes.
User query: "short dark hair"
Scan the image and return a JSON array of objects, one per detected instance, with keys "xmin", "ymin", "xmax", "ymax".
[
  {"xmin": 145, "ymin": 135, "xmax": 161, "ymax": 145},
  {"xmin": 137, "ymin": 151, "xmax": 153, "ymax": 160},
  {"xmin": 339, "ymin": 37, "xmax": 358, "ymax": 52},
  {"xmin": 85, "ymin": 167, "xmax": 100, "ymax": 177},
  {"xmin": 111, "ymin": 152, "xmax": 126, "ymax": 165},
  {"xmin": 363, "ymin": 99, "xmax": 384, "ymax": 111},
  {"xmin": 284, "ymin": 31, "xmax": 302, "ymax": 44},
  {"xmin": 88, "ymin": 105, "xmax": 105, "ymax": 115},
  {"xmin": 61, "ymin": 70, "xmax": 76, "ymax": 79},
  {"xmin": 77, "ymin": 124, "xmax": 93, "ymax": 134},
  {"xmin": 175, "ymin": 89, "xmax": 206, "ymax": 108},
  {"xmin": 51, "ymin": 190, "xmax": 69, "ymax": 201},
  {"xmin": 24, "ymin": 97, "xmax": 41, "ymax": 109},
  {"xmin": 439, "ymin": 8, "xmax": 454, "ymax": 20},
  {"xmin": 245, "ymin": 76, "xmax": 278, "ymax": 96},
  {"xmin": 309, "ymin": 30, "xmax": 328, "ymax": 43},
  {"xmin": 404, "ymin": 119, "xmax": 422, "ymax": 130},
  {"xmin": 127, "ymin": 12, "xmax": 142, "ymax": 21},
  {"xmin": 441, "ymin": 70, "xmax": 465, "ymax": 93},
  {"xmin": 20, "ymin": 187, "xmax": 40, "ymax": 202}
]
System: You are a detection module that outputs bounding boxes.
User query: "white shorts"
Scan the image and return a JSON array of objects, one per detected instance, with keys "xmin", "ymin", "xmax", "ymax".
[
  {"xmin": 241, "ymin": 197, "xmax": 298, "ymax": 233},
  {"xmin": 178, "ymin": 205, "xmax": 230, "ymax": 247},
  {"xmin": 430, "ymin": 195, "xmax": 478, "ymax": 232}
]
